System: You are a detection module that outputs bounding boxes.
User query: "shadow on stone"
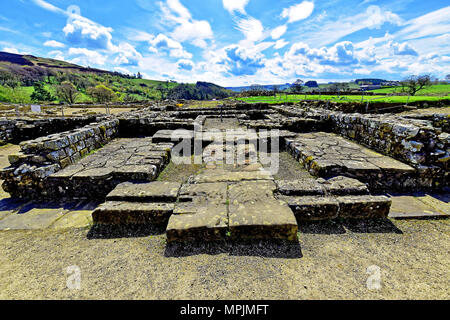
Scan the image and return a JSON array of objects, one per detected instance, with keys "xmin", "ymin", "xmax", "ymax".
[
  {"xmin": 341, "ymin": 218, "xmax": 403, "ymax": 234},
  {"xmin": 164, "ymin": 240, "xmax": 303, "ymax": 259},
  {"xmin": 16, "ymin": 200, "xmax": 79, "ymax": 214},
  {"xmin": 87, "ymin": 223, "xmax": 167, "ymax": 239},
  {"xmin": 0, "ymin": 198, "xmax": 28, "ymax": 212},
  {"xmin": 297, "ymin": 220, "xmax": 347, "ymax": 234}
]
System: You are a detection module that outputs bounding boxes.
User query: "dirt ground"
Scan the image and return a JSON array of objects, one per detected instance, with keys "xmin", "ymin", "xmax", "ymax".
[{"xmin": 0, "ymin": 217, "xmax": 448, "ymax": 300}]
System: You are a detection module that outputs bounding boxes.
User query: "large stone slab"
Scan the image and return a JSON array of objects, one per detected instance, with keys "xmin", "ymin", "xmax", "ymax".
[
  {"xmin": 276, "ymin": 176, "xmax": 369, "ymax": 196},
  {"xmin": 0, "ymin": 206, "xmax": 68, "ymax": 230},
  {"xmin": 337, "ymin": 195, "xmax": 391, "ymax": 219},
  {"xmin": 190, "ymin": 169, "xmax": 272, "ymax": 184},
  {"xmin": 166, "ymin": 203, "xmax": 228, "ymax": 242},
  {"xmin": 285, "ymin": 196, "xmax": 340, "ymax": 220},
  {"xmin": 166, "ymin": 183, "xmax": 228, "ymax": 242},
  {"xmin": 92, "ymin": 201, "xmax": 174, "ymax": 225},
  {"xmin": 106, "ymin": 181, "xmax": 182, "ymax": 202},
  {"xmin": 388, "ymin": 195, "xmax": 449, "ymax": 218},
  {"xmin": 228, "ymin": 181, "xmax": 298, "ymax": 241}
]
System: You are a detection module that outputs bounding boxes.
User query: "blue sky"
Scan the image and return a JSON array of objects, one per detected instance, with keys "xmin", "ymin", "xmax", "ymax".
[{"xmin": 0, "ymin": 0, "xmax": 449, "ymax": 86}]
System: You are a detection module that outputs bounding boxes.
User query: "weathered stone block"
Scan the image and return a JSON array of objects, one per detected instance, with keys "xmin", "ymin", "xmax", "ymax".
[
  {"xmin": 92, "ymin": 201, "xmax": 174, "ymax": 225},
  {"xmin": 106, "ymin": 181, "xmax": 181, "ymax": 202}
]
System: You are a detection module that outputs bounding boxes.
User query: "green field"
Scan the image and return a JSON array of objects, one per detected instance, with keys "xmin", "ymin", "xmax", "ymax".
[
  {"xmin": 236, "ymin": 93, "xmax": 450, "ymax": 104},
  {"xmin": 370, "ymin": 84, "xmax": 450, "ymax": 95}
]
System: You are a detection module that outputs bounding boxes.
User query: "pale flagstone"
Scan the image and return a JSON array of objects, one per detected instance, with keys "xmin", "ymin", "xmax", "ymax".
[
  {"xmin": 388, "ymin": 195, "xmax": 448, "ymax": 218},
  {"xmin": 50, "ymin": 201, "xmax": 98, "ymax": 229},
  {"xmin": 0, "ymin": 205, "xmax": 69, "ymax": 230}
]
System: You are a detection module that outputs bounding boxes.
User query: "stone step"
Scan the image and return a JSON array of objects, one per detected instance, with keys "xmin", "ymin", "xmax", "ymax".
[
  {"xmin": 166, "ymin": 180, "xmax": 299, "ymax": 243},
  {"xmin": 106, "ymin": 181, "xmax": 182, "ymax": 202},
  {"xmin": 285, "ymin": 195, "xmax": 391, "ymax": 220},
  {"xmin": 189, "ymin": 169, "xmax": 273, "ymax": 184},
  {"xmin": 276, "ymin": 176, "xmax": 369, "ymax": 196},
  {"xmin": 166, "ymin": 182, "xmax": 228, "ymax": 242},
  {"xmin": 92, "ymin": 201, "xmax": 175, "ymax": 225},
  {"xmin": 228, "ymin": 181, "xmax": 298, "ymax": 242}
]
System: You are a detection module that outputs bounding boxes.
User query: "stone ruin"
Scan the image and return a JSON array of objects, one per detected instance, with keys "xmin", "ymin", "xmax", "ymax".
[{"xmin": 0, "ymin": 103, "xmax": 448, "ymax": 243}]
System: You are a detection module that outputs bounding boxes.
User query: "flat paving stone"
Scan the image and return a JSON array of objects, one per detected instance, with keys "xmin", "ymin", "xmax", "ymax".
[
  {"xmin": 50, "ymin": 211, "xmax": 93, "ymax": 229},
  {"xmin": 388, "ymin": 195, "xmax": 449, "ymax": 218},
  {"xmin": 106, "ymin": 181, "xmax": 182, "ymax": 202},
  {"xmin": 286, "ymin": 132, "xmax": 416, "ymax": 191},
  {"xmin": 92, "ymin": 201, "xmax": 175, "ymax": 225},
  {"xmin": 0, "ymin": 207, "xmax": 68, "ymax": 230},
  {"xmin": 190, "ymin": 169, "xmax": 272, "ymax": 184},
  {"xmin": 228, "ymin": 180, "xmax": 298, "ymax": 241}
]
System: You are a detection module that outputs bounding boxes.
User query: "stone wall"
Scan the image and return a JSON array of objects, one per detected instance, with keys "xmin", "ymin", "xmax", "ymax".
[
  {"xmin": 0, "ymin": 116, "xmax": 100, "ymax": 145},
  {"xmin": 270, "ymin": 105, "xmax": 448, "ymax": 189},
  {"xmin": 0, "ymin": 119, "xmax": 15, "ymax": 145},
  {"xmin": 0, "ymin": 119, "xmax": 119, "ymax": 198},
  {"xmin": 329, "ymin": 112, "xmax": 449, "ymax": 179}
]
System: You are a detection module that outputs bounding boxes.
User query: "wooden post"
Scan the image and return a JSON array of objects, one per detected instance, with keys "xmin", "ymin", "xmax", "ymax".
[
  {"xmin": 61, "ymin": 105, "xmax": 65, "ymax": 118},
  {"xmin": 15, "ymin": 105, "xmax": 19, "ymax": 117}
]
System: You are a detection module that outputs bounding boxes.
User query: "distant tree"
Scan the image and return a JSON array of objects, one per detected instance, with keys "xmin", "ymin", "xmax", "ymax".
[
  {"xmin": 156, "ymin": 84, "xmax": 168, "ymax": 100},
  {"xmin": 305, "ymin": 81, "xmax": 319, "ymax": 88},
  {"xmin": 137, "ymin": 72, "xmax": 143, "ymax": 79},
  {"xmin": 87, "ymin": 84, "xmax": 116, "ymax": 103},
  {"xmin": 290, "ymin": 79, "xmax": 304, "ymax": 93},
  {"xmin": 30, "ymin": 82, "xmax": 53, "ymax": 102},
  {"xmin": 0, "ymin": 69, "xmax": 15, "ymax": 86},
  {"xmin": 401, "ymin": 75, "xmax": 433, "ymax": 96},
  {"xmin": 272, "ymin": 85, "xmax": 280, "ymax": 97},
  {"xmin": 445, "ymin": 74, "xmax": 450, "ymax": 82},
  {"xmin": 55, "ymin": 81, "xmax": 79, "ymax": 104}
]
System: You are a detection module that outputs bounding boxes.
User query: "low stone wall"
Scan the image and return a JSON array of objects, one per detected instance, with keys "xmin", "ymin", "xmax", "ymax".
[
  {"xmin": 0, "ymin": 119, "xmax": 119, "ymax": 199},
  {"xmin": 270, "ymin": 105, "xmax": 448, "ymax": 190},
  {"xmin": 0, "ymin": 116, "xmax": 100, "ymax": 145},
  {"xmin": 329, "ymin": 112, "xmax": 449, "ymax": 177},
  {"xmin": 0, "ymin": 119, "xmax": 15, "ymax": 145}
]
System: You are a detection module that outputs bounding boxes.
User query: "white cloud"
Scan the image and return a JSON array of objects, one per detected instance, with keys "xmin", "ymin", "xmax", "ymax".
[
  {"xmin": 113, "ymin": 42, "xmax": 142, "ymax": 66},
  {"xmin": 44, "ymin": 40, "xmax": 65, "ymax": 48},
  {"xmin": 281, "ymin": 1, "xmax": 314, "ymax": 23},
  {"xmin": 274, "ymin": 39, "xmax": 289, "ymax": 49},
  {"xmin": 271, "ymin": 25, "xmax": 287, "ymax": 40},
  {"xmin": 177, "ymin": 59, "xmax": 194, "ymax": 71},
  {"xmin": 2, "ymin": 47, "xmax": 19, "ymax": 54},
  {"xmin": 235, "ymin": 17, "xmax": 264, "ymax": 42},
  {"xmin": 32, "ymin": 0, "xmax": 66, "ymax": 14},
  {"xmin": 63, "ymin": 15, "xmax": 114, "ymax": 50},
  {"xmin": 48, "ymin": 50, "xmax": 65, "ymax": 60},
  {"xmin": 298, "ymin": 5, "xmax": 403, "ymax": 47},
  {"xmin": 68, "ymin": 47, "xmax": 107, "ymax": 66},
  {"xmin": 395, "ymin": 6, "xmax": 450, "ymax": 41},
  {"xmin": 160, "ymin": 0, "xmax": 214, "ymax": 47},
  {"xmin": 113, "ymin": 66, "xmax": 132, "ymax": 75},
  {"xmin": 149, "ymin": 34, "xmax": 192, "ymax": 59},
  {"xmin": 389, "ymin": 41, "xmax": 418, "ymax": 56},
  {"xmin": 222, "ymin": 0, "xmax": 250, "ymax": 14}
]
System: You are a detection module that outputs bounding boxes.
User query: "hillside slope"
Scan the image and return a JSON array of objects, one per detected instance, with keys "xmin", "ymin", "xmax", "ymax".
[{"xmin": 0, "ymin": 51, "xmax": 231, "ymax": 103}]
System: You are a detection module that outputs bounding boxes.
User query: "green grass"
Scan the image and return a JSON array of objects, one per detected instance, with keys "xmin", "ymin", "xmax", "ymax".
[
  {"xmin": 370, "ymin": 84, "xmax": 450, "ymax": 96},
  {"xmin": 236, "ymin": 93, "xmax": 450, "ymax": 104}
]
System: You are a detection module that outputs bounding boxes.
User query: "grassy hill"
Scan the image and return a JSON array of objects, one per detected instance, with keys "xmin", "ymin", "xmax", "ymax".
[{"xmin": 0, "ymin": 51, "xmax": 231, "ymax": 103}]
